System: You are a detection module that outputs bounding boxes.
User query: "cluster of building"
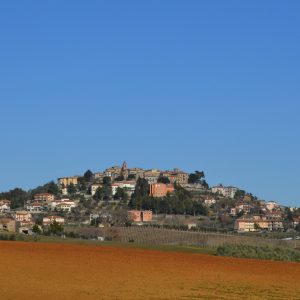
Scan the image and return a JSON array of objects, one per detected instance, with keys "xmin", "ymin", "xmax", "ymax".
[
  {"xmin": 1, "ymin": 161, "xmax": 298, "ymax": 235},
  {"xmin": 234, "ymin": 200, "xmax": 297, "ymax": 232},
  {"xmin": 59, "ymin": 162, "xmax": 190, "ymax": 198},
  {"xmin": 25, "ymin": 194, "xmax": 76, "ymax": 213},
  {"xmin": 0, "ymin": 208, "xmax": 65, "ymax": 234},
  {"xmin": 0, "ymin": 193, "xmax": 74, "ymax": 234}
]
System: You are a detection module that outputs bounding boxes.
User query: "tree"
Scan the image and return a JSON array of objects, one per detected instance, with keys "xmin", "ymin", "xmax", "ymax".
[
  {"xmin": 94, "ymin": 178, "xmax": 112, "ymax": 201},
  {"xmin": 234, "ymin": 189, "xmax": 246, "ymax": 200},
  {"xmin": 254, "ymin": 222, "xmax": 261, "ymax": 231},
  {"xmin": 46, "ymin": 181, "xmax": 60, "ymax": 195},
  {"xmin": 286, "ymin": 208, "xmax": 293, "ymax": 221},
  {"xmin": 115, "ymin": 175, "xmax": 125, "ymax": 182},
  {"xmin": 102, "ymin": 184, "xmax": 112, "ymax": 201},
  {"xmin": 132, "ymin": 178, "xmax": 149, "ymax": 198},
  {"xmin": 93, "ymin": 187, "xmax": 104, "ymax": 201},
  {"xmin": 30, "ymin": 181, "xmax": 60, "ymax": 197},
  {"xmin": 32, "ymin": 224, "xmax": 42, "ymax": 235},
  {"xmin": 77, "ymin": 177, "xmax": 87, "ymax": 191},
  {"xmin": 67, "ymin": 183, "xmax": 77, "ymax": 195},
  {"xmin": 188, "ymin": 171, "xmax": 205, "ymax": 184},
  {"xmin": 102, "ymin": 176, "xmax": 111, "ymax": 185},
  {"xmin": 84, "ymin": 170, "xmax": 93, "ymax": 182},
  {"xmin": 114, "ymin": 187, "xmax": 129, "ymax": 202},
  {"xmin": 129, "ymin": 178, "xmax": 149, "ymax": 209},
  {"xmin": 127, "ymin": 174, "xmax": 136, "ymax": 180},
  {"xmin": 49, "ymin": 220, "xmax": 64, "ymax": 235},
  {"xmin": 0, "ymin": 188, "xmax": 29, "ymax": 209},
  {"xmin": 157, "ymin": 175, "xmax": 170, "ymax": 184}
]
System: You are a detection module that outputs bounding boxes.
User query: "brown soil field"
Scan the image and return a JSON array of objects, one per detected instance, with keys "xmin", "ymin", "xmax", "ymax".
[{"xmin": 0, "ymin": 241, "xmax": 300, "ymax": 300}]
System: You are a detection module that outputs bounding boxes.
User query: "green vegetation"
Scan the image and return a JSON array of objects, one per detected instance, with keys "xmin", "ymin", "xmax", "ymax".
[
  {"xmin": 0, "ymin": 232, "xmax": 40, "ymax": 242},
  {"xmin": 188, "ymin": 170, "xmax": 209, "ymax": 188},
  {"xmin": 217, "ymin": 243, "xmax": 300, "ymax": 262},
  {"xmin": 157, "ymin": 175, "xmax": 170, "ymax": 184},
  {"xmin": 128, "ymin": 178, "xmax": 207, "ymax": 215},
  {"xmin": 0, "ymin": 188, "xmax": 29, "ymax": 209}
]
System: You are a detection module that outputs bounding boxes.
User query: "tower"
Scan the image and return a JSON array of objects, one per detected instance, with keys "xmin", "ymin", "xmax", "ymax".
[{"xmin": 121, "ymin": 161, "xmax": 127, "ymax": 179}]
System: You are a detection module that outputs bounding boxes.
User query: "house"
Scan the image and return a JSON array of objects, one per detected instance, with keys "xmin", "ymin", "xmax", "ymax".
[
  {"xmin": 204, "ymin": 197, "xmax": 216, "ymax": 206},
  {"xmin": 15, "ymin": 211, "xmax": 32, "ymax": 222},
  {"xmin": 211, "ymin": 185, "xmax": 238, "ymax": 198},
  {"xmin": 128, "ymin": 167, "xmax": 144, "ymax": 179},
  {"xmin": 235, "ymin": 215, "xmax": 283, "ymax": 232},
  {"xmin": 236, "ymin": 203, "xmax": 252, "ymax": 214},
  {"xmin": 235, "ymin": 216, "xmax": 269, "ymax": 232},
  {"xmin": 149, "ymin": 183, "xmax": 174, "ymax": 197},
  {"xmin": 0, "ymin": 218, "xmax": 16, "ymax": 232},
  {"xmin": 14, "ymin": 211, "xmax": 34, "ymax": 228},
  {"xmin": 43, "ymin": 216, "xmax": 65, "ymax": 226},
  {"xmin": 94, "ymin": 172, "xmax": 105, "ymax": 181},
  {"xmin": 128, "ymin": 210, "xmax": 153, "ymax": 222},
  {"xmin": 34, "ymin": 193, "xmax": 55, "ymax": 203},
  {"xmin": 160, "ymin": 169, "xmax": 189, "ymax": 185},
  {"xmin": 50, "ymin": 199, "xmax": 76, "ymax": 212},
  {"xmin": 265, "ymin": 201, "xmax": 279, "ymax": 211},
  {"xmin": 230, "ymin": 208, "xmax": 237, "ymax": 216},
  {"xmin": 0, "ymin": 200, "xmax": 11, "ymax": 213},
  {"xmin": 293, "ymin": 217, "xmax": 300, "ymax": 228},
  {"xmin": 91, "ymin": 184, "xmax": 102, "ymax": 196},
  {"xmin": 111, "ymin": 181, "xmax": 136, "ymax": 196},
  {"xmin": 57, "ymin": 176, "xmax": 79, "ymax": 187},
  {"xmin": 25, "ymin": 202, "xmax": 45, "ymax": 212},
  {"xmin": 104, "ymin": 166, "xmax": 121, "ymax": 180},
  {"xmin": 144, "ymin": 170, "xmax": 161, "ymax": 184}
]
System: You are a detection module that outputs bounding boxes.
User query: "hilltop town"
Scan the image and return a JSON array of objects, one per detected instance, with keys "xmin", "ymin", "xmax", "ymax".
[{"xmin": 0, "ymin": 161, "xmax": 299, "ymax": 238}]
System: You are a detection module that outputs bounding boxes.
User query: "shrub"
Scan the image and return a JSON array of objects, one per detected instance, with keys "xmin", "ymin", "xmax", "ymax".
[{"xmin": 217, "ymin": 244, "xmax": 300, "ymax": 262}]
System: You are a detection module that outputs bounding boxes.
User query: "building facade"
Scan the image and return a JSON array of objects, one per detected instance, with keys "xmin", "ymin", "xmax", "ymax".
[{"xmin": 149, "ymin": 183, "xmax": 174, "ymax": 197}]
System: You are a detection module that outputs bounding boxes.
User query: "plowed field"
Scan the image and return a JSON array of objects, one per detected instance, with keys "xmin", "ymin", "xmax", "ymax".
[{"xmin": 0, "ymin": 241, "xmax": 300, "ymax": 300}]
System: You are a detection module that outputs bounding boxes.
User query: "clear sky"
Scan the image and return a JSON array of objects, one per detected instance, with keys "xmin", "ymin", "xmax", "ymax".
[{"xmin": 0, "ymin": 1, "xmax": 299, "ymax": 206}]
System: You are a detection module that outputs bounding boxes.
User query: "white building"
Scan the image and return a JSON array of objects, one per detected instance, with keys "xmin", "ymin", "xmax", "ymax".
[
  {"xmin": 25, "ymin": 202, "xmax": 45, "ymax": 212},
  {"xmin": 50, "ymin": 199, "xmax": 76, "ymax": 212},
  {"xmin": 204, "ymin": 198, "xmax": 216, "ymax": 206},
  {"xmin": 265, "ymin": 201, "xmax": 279, "ymax": 211},
  {"xmin": 211, "ymin": 185, "xmax": 238, "ymax": 198},
  {"xmin": 91, "ymin": 184, "xmax": 102, "ymax": 196},
  {"xmin": 43, "ymin": 216, "xmax": 65, "ymax": 225},
  {"xmin": 0, "ymin": 200, "xmax": 11, "ymax": 213},
  {"xmin": 111, "ymin": 181, "xmax": 136, "ymax": 196}
]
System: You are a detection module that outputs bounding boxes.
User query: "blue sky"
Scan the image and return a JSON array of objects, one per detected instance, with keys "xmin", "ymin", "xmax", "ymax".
[{"xmin": 0, "ymin": 1, "xmax": 299, "ymax": 206}]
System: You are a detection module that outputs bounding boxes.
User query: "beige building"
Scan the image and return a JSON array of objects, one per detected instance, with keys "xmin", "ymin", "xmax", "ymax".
[
  {"xmin": 58, "ymin": 176, "xmax": 79, "ymax": 187},
  {"xmin": 160, "ymin": 169, "xmax": 189, "ymax": 185},
  {"xmin": 235, "ymin": 215, "xmax": 283, "ymax": 232},
  {"xmin": 15, "ymin": 211, "xmax": 32, "ymax": 222},
  {"xmin": 0, "ymin": 218, "xmax": 16, "ymax": 232},
  {"xmin": 128, "ymin": 167, "xmax": 144, "ymax": 179},
  {"xmin": 34, "ymin": 193, "xmax": 55, "ymax": 203},
  {"xmin": 144, "ymin": 170, "xmax": 161, "ymax": 184},
  {"xmin": 94, "ymin": 172, "xmax": 105, "ymax": 182},
  {"xmin": 104, "ymin": 166, "xmax": 121, "ymax": 180}
]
